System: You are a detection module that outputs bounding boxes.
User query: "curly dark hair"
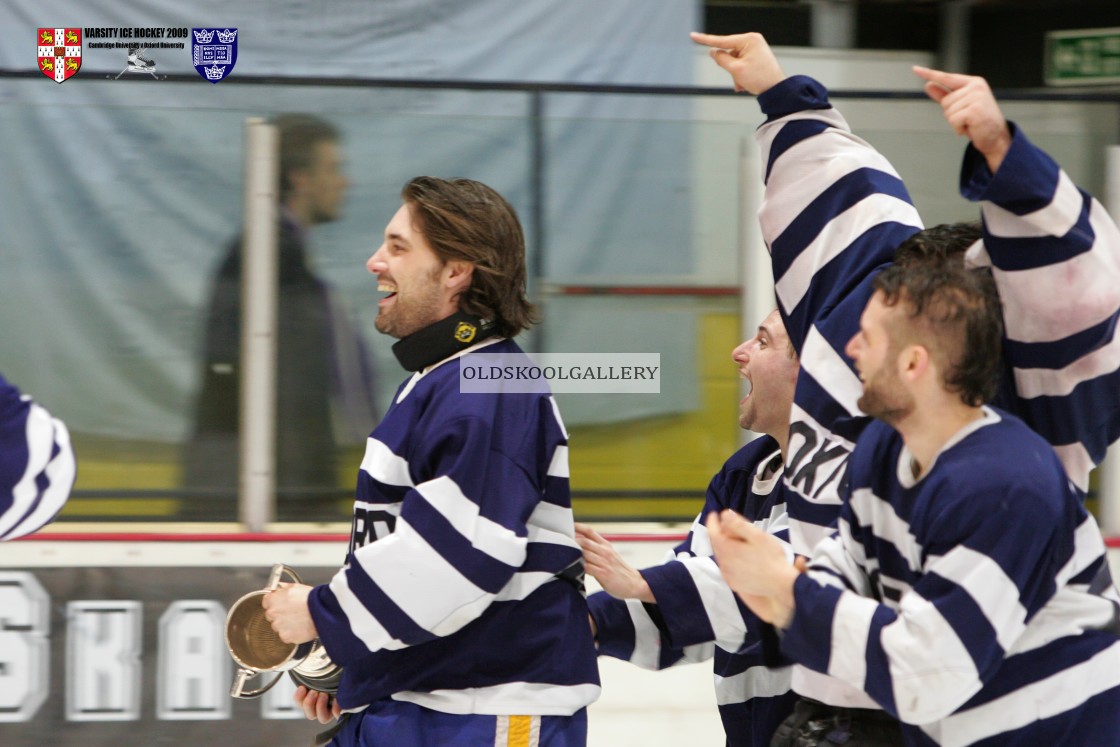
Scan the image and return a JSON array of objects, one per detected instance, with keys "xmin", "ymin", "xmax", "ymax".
[
  {"xmin": 401, "ymin": 177, "xmax": 538, "ymax": 338},
  {"xmin": 873, "ymin": 229, "xmax": 1003, "ymax": 406},
  {"xmin": 893, "ymin": 222, "xmax": 983, "ymax": 267}
]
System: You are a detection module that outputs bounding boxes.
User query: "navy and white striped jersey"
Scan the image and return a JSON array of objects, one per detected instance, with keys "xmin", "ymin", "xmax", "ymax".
[
  {"xmin": 0, "ymin": 372, "xmax": 75, "ymax": 540},
  {"xmin": 307, "ymin": 338, "xmax": 600, "ymax": 715},
  {"xmin": 758, "ymin": 75, "xmax": 1120, "ymax": 554},
  {"xmin": 588, "ymin": 436, "xmax": 797, "ymax": 747},
  {"xmin": 784, "ymin": 408, "xmax": 1120, "ymax": 746},
  {"xmin": 757, "ymin": 75, "xmax": 923, "ymax": 559}
]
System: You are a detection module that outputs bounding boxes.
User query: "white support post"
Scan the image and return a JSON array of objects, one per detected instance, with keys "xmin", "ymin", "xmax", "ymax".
[
  {"xmin": 1097, "ymin": 146, "xmax": 1120, "ymax": 535},
  {"xmin": 239, "ymin": 119, "xmax": 279, "ymax": 532},
  {"xmin": 808, "ymin": 0, "xmax": 856, "ymax": 50}
]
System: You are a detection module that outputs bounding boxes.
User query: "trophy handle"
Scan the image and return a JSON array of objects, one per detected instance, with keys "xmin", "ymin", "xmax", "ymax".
[
  {"xmin": 230, "ymin": 666, "xmax": 285, "ymax": 699},
  {"xmin": 265, "ymin": 563, "xmax": 303, "ymax": 591}
]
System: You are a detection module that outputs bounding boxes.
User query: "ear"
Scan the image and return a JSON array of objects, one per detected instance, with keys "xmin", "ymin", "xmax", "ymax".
[
  {"xmin": 444, "ymin": 260, "xmax": 474, "ymax": 295},
  {"xmin": 899, "ymin": 344, "xmax": 930, "ymax": 383}
]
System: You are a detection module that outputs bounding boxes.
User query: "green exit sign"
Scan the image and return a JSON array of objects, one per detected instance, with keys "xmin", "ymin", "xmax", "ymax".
[{"xmin": 1045, "ymin": 27, "xmax": 1120, "ymax": 86}]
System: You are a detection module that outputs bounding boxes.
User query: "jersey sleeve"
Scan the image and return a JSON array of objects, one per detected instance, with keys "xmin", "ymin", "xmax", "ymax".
[
  {"xmin": 755, "ymin": 76, "xmax": 923, "ymax": 556},
  {"xmin": 962, "ymin": 125, "xmax": 1120, "ymax": 492},
  {"xmin": 589, "ymin": 447, "xmax": 790, "ymax": 666},
  {"xmin": 756, "ymin": 75, "xmax": 923, "ymax": 354},
  {"xmin": 0, "ymin": 374, "xmax": 76, "ymax": 540},
  {"xmin": 308, "ymin": 414, "xmax": 546, "ymax": 664},
  {"xmin": 782, "ymin": 480, "xmax": 1078, "ymax": 725}
]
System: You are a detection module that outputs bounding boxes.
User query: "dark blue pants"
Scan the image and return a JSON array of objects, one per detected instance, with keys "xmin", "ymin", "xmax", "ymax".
[{"xmin": 325, "ymin": 700, "xmax": 588, "ymax": 747}]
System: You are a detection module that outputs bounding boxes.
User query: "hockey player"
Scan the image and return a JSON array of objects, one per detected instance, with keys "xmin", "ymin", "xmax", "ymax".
[
  {"xmin": 691, "ymin": 30, "xmax": 1120, "ymax": 742},
  {"xmin": 261, "ymin": 177, "xmax": 599, "ymax": 745},
  {"xmin": 0, "ymin": 371, "xmax": 75, "ymax": 540},
  {"xmin": 707, "ymin": 253, "xmax": 1120, "ymax": 745},
  {"xmin": 576, "ymin": 311, "xmax": 801, "ymax": 746}
]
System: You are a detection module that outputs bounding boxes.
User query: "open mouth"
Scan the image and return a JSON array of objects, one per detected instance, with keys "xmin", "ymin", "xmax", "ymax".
[
  {"xmin": 740, "ymin": 371, "xmax": 753, "ymax": 405},
  {"xmin": 377, "ymin": 281, "xmax": 397, "ymax": 305}
]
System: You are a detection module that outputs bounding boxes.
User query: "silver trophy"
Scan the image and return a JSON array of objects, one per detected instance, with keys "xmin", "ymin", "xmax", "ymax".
[{"xmin": 225, "ymin": 563, "xmax": 343, "ymax": 698}]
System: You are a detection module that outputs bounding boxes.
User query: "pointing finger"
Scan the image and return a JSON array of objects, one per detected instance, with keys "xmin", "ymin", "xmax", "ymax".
[{"xmin": 912, "ymin": 66, "xmax": 970, "ymax": 92}]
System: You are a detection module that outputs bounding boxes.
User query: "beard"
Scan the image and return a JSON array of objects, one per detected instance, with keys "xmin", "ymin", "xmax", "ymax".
[
  {"xmin": 857, "ymin": 367, "xmax": 913, "ymax": 425},
  {"xmin": 375, "ymin": 272, "xmax": 445, "ymax": 339}
]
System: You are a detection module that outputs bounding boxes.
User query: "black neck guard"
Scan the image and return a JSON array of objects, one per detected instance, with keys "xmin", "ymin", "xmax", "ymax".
[{"xmin": 391, "ymin": 312, "xmax": 499, "ymax": 372}]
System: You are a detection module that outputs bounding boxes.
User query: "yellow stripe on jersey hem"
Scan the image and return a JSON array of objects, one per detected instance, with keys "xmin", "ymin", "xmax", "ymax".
[{"xmin": 495, "ymin": 715, "xmax": 540, "ymax": 747}]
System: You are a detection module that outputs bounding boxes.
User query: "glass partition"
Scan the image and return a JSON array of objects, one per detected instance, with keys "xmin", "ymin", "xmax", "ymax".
[{"xmin": 1, "ymin": 77, "xmax": 1116, "ymax": 525}]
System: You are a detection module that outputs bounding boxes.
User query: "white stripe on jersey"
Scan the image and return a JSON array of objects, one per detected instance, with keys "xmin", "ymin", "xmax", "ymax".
[
  {"xmin": 775, "ymin": 194, "xmax": 922, "ymax": 315},
  {"xmin": 880, "ymin": 590, "xmax": 981, "ymax": 723},
  {"xmin": 758, "ymin": 113, "xmax": 900, "ymax": 239},
  {"xmin": 16, "ymin": 410, "xmax": 74, "ymax": 539},
  {"xmin": 983, "ymin": 203, "xmax": 1120, "ymax": 343},
  {"xmin": 680, "ymin": 556, "xmax": 751, "ymax": 650},
  {"xmin": 927, "ymin": 545, "xmax": 1028, "ymax": 652},
  {"xmin": 329, "ymin": 563, "xmax": 410, "ymax": 652},
  {"xmin": 1007, "ymin": 587, "xmax": 1119, "ymax": 656},
  {"xmin": 626, "ymin": 597, "xmax": 667, "ymax": 670},
  {"xmin": 1013, "ymin": 332, "xmax": 1120, "ymax": 398},
  {"xmin": 792, "ymin": 666, "xmax": 879, "ymax": 709},
  {"xmin": 492, "ymin": 572, "xmax": 554, "ymax": 603},
  {"xmin": 1060, "ymin": 515, "xmax": 1111, "ymax": 584},
  {"xmin": 526, "ymin": 501, "xmax": 576, "ymax": 547},
  {"xmin": 849, "ymin": 487, "xmax": 921, "ymax": 574},
  {"xmin": 546, "ymin": 445, "xmax": 569, "ymax": 478},
  {"xmin": 363, "ymin": 515, "xmax": 492, "ymax": 638},
  {"xmin": 416, "ymin": 476, "xmax": 527, "ymax": 567},
  {"xmin": 830, "ymin": 592, "xmax": 877, "ymax": 689},
  {"xmin": 923, "ymin": 641, "xmax": 1120, "ymax": 747},
  {"xmin": 715, "ymin": 664, "xmax": 794, "ymax": 706},
  {"xmin": 393, "ymin": 681, "xmax": 602, "ymax": 717},
  {"xmin": 811, "ymin": 529, "xmax": 874, "ymax": 597},
  {"xmin": 1051, "ymin": 442, "xmax": 1093, "ymax": 493},
  {"xmin": 548, "ymin": 396, "xmax": 569, "ymax": 440},
  {"xmin": 0, "ymin": 403, "xmax": 75, "ymax": 540},
  {"xmin": 360, "ymin": 438, "xmax": 415, "ymax": 486},
  {"xmin": 800, "ymin": 326, "xmax": 864, "ymax": 419},
  {"xmin": 683, "ymin": 518, "xmax": 714, "ymax": 558},
  {"xmin": 981, "ymin": 170, "xmax": 1081, "ymax": 239}
]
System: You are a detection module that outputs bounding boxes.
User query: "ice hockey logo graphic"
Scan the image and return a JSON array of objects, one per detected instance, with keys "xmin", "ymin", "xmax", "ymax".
[
  {"xmin": 37, "ymin": 27, "xmax": 81, "ymax": 83},
  {"xmin": 113, "ymin": 47, "xmax": 163, "ymax": 80},
  {"xmin": 454, "ymin": 322, "xmax": 477, "ymax": 343},
  {"xmin": 192, "ymin": 27, "xmax": 237, "ymax": 83}
]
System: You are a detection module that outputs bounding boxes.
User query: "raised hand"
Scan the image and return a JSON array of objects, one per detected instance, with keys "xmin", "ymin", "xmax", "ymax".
[
  {"xmin": 913, "ymin": 66, "xmax": 1012, "ymax": 173},
  {"xmin": 690, "ymin": 31, "xmax": 785, "ymax": 95},
  {"xmin": 575, "ymin": 523, "xmax": 655, "ymax": 603}
]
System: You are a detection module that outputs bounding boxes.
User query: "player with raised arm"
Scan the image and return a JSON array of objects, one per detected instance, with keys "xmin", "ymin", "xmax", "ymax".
[
  {"xmin": 707, "ymin": 253, "xmax": 1120, "ymax": 745},
  {"xmin": 691, "ymin": 29, "xmax": 1120, "ymax": 743}
]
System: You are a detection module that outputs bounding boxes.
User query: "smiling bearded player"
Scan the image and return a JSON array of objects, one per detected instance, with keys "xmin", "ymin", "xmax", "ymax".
[{"xmin": 261, "ymin": 176, "xmax": 600, "ymax": 746}]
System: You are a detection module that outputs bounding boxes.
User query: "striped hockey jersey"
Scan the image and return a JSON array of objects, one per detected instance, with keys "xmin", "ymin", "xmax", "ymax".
[
  {"xmin": 757, "ymin": 76, "xmax": 1120, "ymax": 707},
  {"xmin": 784, "ymin": 409, "xmax": 1120, "ymax": 746},
  {"xmin": 588, "ymin": 436, "xmax": 796, "ymax": 746},
  {"xmin": 759, "ymin": 75, "xmax": 1120, "ymax": 551},
  {"xmin": 307, "ymin": 337, "xmax": 601, "ymax": 715},
  {"xmin": 0, "ymin": 372, "xmax": 75, "ymax": 540}
]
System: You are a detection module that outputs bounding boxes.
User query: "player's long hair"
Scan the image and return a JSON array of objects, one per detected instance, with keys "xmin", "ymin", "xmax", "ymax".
[
  {"xmin": 401, "ymin": 176, "xmax": 539, "ymax": 338},
  {"xmin": 876, "ymin": 227, "xmax": 1003, "ymax": 407}
]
